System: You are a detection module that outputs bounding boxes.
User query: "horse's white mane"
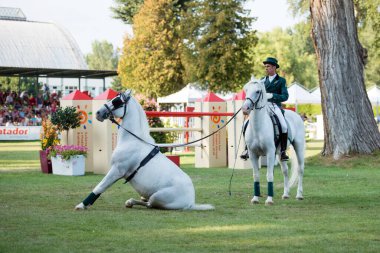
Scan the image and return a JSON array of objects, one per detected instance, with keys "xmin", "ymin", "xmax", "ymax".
[
  {"xmin": 245, "ymin": 78, "xmax": 267, "ymax": 95},
  {"xmin": 129, "ymin": 96, "xmax": 155, "ymax": 143}
]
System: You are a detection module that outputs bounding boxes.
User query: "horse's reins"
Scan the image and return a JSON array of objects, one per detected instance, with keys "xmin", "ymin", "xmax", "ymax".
[
  {"xmin": 105, "ymin": 92, "xmax": 241, "ymax": 187},
  {"xmin": 228, "ymin": 88, "xmax": 267, "ymax": 195},
  {"xmin": 245, "ymin": 90, "xmax": 265, "ymax": 111},
  {"xmin": 106, "ymin": 93, "xmax": 242, "ymax": 148}
]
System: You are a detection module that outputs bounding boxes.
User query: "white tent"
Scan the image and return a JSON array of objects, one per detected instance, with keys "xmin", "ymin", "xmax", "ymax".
[
  {"xmin": 157, "ymin": 84, "xmax": 234, "ymax": 104},
  {"xmin": 367, "ymin": 85, "xmax": 380, "ymax": 104},
  {"xmin": 311, "ymin": 86, "xmax": 380, "ymax": 104},
  {"xmin": 285, "ymin": 83, "xmax": 321, "ymax": 104},
  {"xmin": 310, "ymin": 87, "xmax": 321, "ymax": 98},
  {"xmin": 157, "ymin": 84, "xmax": 207, "ymax": 104}
]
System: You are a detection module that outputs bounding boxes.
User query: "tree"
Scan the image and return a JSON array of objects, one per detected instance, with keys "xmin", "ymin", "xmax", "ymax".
[
  {"xmin": 51, "ymin": 106, "xmax": 81, "ymax": 145},
  {"xmin": 111, "ymin": 76, "xmax": 124, "ymax": 92},
  {"xmin": 310, "ymin": 0, "xmax": 380, "ymax": 158},
  {"xmin": 111, "ymin": 0, "xmax": 190, "ymax": 24},
  {"xmin": 111, "ymin": 0, "xmax": 144, "ymax": 25},
  {"xmin": 288, "ymin": 0, "xmax": 379, "ymax": 87},
  {"xmin": 86, "ymin": 40, "xmax": 121, "ymax": 92},
  {"xmin": 0, "ymin": 76, "xmax": 41, "ymax": 95},
  {"xmin": 86, "ymin": 40, "xmax": 119, "ymax": 70},
  {"xmin": 249, "ymin": 25, "xmax": 318, "ymax": 89},
  {"xmin": 118, "ymin": 0, "xmax": 186, "ymax": 98},
  {"xmin": 181, "ymin": 0, "xmax": 257, "ymax": 92}
]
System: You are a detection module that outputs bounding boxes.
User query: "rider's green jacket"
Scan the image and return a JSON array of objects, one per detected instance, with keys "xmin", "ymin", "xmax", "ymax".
[{"xmin": 262, "ymin": 74, "xmax": 289, "ymax": 108}]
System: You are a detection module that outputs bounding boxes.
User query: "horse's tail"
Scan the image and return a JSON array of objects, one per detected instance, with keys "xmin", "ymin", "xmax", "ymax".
[
  {"xmin": 190, "ymin": 204, "xmax": 215, "ymax": 211},
  {"xmin": 288, "ymin": 145, "xmax": 298, "ymax": 188}
]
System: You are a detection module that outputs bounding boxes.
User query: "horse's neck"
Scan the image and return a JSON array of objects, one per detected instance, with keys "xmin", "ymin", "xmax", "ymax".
[
  {"xmin": 118, "ymin": 99, "xmax": 152, "ymax": 144},
  {"xmin": 249, "ymin": 106, "xmax": 269, "ymax": 131}
]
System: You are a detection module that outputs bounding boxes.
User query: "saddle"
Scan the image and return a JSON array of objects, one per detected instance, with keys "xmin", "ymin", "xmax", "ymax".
[{"xmin": 242, "ymin": 111, "xmax": 291, "ymax": 149}]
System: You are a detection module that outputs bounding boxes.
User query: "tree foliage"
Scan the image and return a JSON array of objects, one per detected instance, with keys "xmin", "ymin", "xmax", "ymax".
[
  {"xmin": 86, "ymin": 40, "xmax": 119, "ymax": 70},
  {"xmin": 117, "ymin": 0, "xmax": 256, "ymax": 97},
  {"xmin": 51, "ymin": 106, "xmax": 81, "ymax": 144},
  {"xmin": 250, "ymin": 24, "xmax": 318, "ymax": 89},
  {"xmin": 181, "ymin": 0, "xmax": 257, "ymax": 92},
  {"xmin": 111, "ymin": 0, "xmax": 189, "ymax": 25},
  {"xmin": 287, "ymin": 0, "xmax": 379, "ymax": 87},
  {"xmin": 85, "ymin": 40, "xmax": 121, "ymax": 92},
  {"xmin": 111, "ymin": 0, "xmax": 144, "ymax": 25},
  {"xmin": 51, "ymin": 106, "xmax": 81, "ymax": 132},
  {"xmin": 118, "ymin": 0, "xmax": 185, "ymax": 98},
  {"xmin": 0, "ymin": 77, "xmax": 41, "ymax": 95}
]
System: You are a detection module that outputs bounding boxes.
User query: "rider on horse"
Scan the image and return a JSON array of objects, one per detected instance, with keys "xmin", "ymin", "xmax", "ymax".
[{"xmin": 241, "ymin": 57, "xmax": 290, "ymax": 161}]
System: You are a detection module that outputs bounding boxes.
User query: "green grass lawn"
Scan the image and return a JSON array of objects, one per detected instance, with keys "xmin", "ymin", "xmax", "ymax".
[{"xmin": 0, "ymin": 141, "xmax": 379, "ymax": 253}]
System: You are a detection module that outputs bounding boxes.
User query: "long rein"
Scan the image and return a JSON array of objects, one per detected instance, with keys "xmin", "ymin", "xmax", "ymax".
[{"xmin": 108, "ymin": 108, "xmax": 242, "ymax": 148}]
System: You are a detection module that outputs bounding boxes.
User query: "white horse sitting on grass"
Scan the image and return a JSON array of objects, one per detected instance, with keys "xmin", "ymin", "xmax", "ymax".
[
  {"xmin": 241, "ymin": 79, "xmax": 305, "ymax": 205},
  {"xmin": 75, "ymin": 90, "xmax": 214, "ymax": 211}
]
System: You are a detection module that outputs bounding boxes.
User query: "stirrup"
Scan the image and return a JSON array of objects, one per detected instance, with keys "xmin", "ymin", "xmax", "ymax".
[
  {"xmin": 280, "ymin": 151, "xmax": 289, "ymax": 161},
  {"xmin": 240, "ymin": 150, "xmax": 249, "ymax": 161}
]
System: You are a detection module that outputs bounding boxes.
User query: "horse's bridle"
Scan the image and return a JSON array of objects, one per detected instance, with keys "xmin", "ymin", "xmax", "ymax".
[
  {"xmin": 245, "ymin": 90, "xmax": 265, "ymax": 111},
  {"xmin": 104, "ymin": 91, "xmax": 131, "ymax": 122}
]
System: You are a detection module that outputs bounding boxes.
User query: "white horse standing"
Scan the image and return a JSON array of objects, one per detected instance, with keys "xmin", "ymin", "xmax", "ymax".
[
  {"xmin": 241, "ymin": 80, "xmax": 305, "ymax": 205},
  {"xmin": 75, "ymin": 90, "xmax": 214, "ymax": 211}
]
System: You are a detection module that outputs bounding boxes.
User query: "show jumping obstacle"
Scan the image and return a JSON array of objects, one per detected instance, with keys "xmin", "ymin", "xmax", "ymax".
[{"xmin": 59, "ymin": 88, "xmax": 267, "ymax": 174}]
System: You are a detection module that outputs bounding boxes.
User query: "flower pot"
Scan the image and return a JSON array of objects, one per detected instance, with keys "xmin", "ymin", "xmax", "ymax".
[
  {"xmin": 39, "ymin": 150, "xmax": 52, "ymax": 174},
  {"xmin": 51, "ymin": 155, "xmax": 85, "ymax": 176}
]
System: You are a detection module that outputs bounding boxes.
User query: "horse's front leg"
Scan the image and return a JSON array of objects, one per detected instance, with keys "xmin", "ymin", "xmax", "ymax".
[
  {"xmin": 75, "ymin": 165, "xmax": 124, "ymax": 210},
  {"xmin": 249, "ymin": 152, "xmax": 261, "ymax": 204},
  {"xmin": 125, "ymin": 198, "xmax": 151, "ymax": 208},
  {"xmin": 265, "ymin": 151, "xmax": 276, "ymax": 205}
]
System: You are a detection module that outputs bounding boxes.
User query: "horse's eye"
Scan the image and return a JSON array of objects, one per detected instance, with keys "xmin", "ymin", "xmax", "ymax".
[{"xmin": 256, "ymin": 91, "xmax": 260, "ymax": 93}]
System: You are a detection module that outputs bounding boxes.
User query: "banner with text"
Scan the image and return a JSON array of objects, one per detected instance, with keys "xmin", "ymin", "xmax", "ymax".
[{"xmin": 0, "ymin": 126, "xmax": 41, "ymax": 140}]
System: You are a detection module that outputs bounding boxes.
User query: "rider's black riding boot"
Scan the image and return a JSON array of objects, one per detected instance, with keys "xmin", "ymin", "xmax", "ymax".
[
  {"xmin": 240, "ymin": 146, "xmax": 249, "ymax": 161},
  {"xmin": 280, "ymin": 132, "xmax": 289, "ymax": 161}
]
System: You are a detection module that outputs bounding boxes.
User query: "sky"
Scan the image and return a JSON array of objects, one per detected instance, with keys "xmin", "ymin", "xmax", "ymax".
[{"xmin": 0, "ymin": 0, "xmax": 300, "ymax": 55}]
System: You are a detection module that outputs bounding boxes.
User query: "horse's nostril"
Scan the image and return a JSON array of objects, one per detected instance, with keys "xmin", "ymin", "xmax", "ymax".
[{"xmin": 96, "ymin": 111, "xmax": 100, "ymax": 115}]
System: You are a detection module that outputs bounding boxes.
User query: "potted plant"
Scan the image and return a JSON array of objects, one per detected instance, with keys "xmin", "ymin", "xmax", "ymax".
[
  {"xmin": 39, "ymin": 119, "xmax": 60, "ymax": 173},
  {"xmin": 50, "ymin": 106, "xmax": 81, "ymax": 145},
  {"xmin": 49, "ymin": 145, "xmax": 88, "ymax": 176}
]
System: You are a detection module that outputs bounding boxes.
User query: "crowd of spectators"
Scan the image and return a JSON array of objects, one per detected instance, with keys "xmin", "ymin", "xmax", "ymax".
[{"xmin": 0, "ymin": 85, "xmax": 61, "ymax": 126}]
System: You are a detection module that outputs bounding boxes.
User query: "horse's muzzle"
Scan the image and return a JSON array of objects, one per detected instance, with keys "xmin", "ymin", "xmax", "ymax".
[
  {"xmin": 96, "ymin": 110, "xmax": 107, "ymax": 122},
  {"xmin": 241, "ymin": 104, "xmax": 251, "ymax": 115}
]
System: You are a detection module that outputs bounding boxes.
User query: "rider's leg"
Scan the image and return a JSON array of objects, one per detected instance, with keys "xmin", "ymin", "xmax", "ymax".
[{"xmin": 273, "ymin": 105, "xmax": 289, "ymax": 161}]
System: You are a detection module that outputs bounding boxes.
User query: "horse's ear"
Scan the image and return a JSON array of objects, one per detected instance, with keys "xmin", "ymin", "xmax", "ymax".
[{"xmin": 125, "ymin": 89, "xmax": 132, "ymax": 97}]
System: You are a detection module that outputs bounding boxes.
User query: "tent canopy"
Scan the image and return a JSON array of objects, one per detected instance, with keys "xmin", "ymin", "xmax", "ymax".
[
  {"xmin": 157, "ymin": 84, "xmax": 207, "ymax": 104},
  {"xmin": 367, "ymin": 85, "xmax": 380, "ymax": 104},
  {"xmin": 284, "ymin": 83, "xmax": 321, "ymax": 104}
]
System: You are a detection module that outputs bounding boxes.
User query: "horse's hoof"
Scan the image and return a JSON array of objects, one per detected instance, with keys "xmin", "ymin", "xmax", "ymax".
[
  {"xmin": 265, "ymin": 201, "xmax": 274, "ymax": 206},
  {"xmin": 282, "ymin": 195, "xmax": 290, "ymax": 199},
  {"xmin": 251, "ymin": 197, "xmax": 259, "ymax": 204},
  {"xmin": 125, "ymin": 200, "xmax": 133, "ymax": 208},
  {"xmin": 74, "ymin": 203, "xmax": 86, "ymax": 210},
  {"xmin": 265, "ymin": 197, "xmax": 274, "ymax": 205},
  {"xmin": 296, "ymin": 196, "xmax": 304, "ymax": 200}
]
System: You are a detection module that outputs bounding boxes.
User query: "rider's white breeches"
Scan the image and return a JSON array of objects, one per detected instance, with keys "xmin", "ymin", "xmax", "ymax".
[{"xmin": 267, "ymin": 103, "xmax": 287, "ymax": 133}]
